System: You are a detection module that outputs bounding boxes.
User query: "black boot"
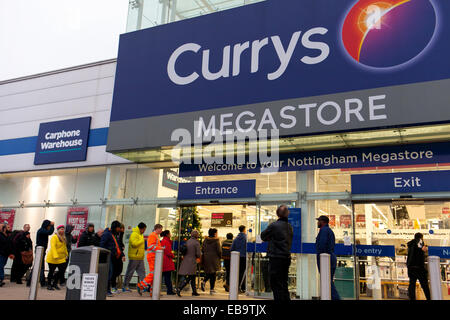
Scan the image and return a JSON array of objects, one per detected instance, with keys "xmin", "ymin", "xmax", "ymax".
[{"xmin": 176, "ymin": 279, "xmax": 187, "ymax": 297}]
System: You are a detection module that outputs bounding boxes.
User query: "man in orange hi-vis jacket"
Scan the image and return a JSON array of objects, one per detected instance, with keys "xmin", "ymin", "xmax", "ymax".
[{"xmin": 137, "ymin": 224, "xmax": 164, "ymax": 296}]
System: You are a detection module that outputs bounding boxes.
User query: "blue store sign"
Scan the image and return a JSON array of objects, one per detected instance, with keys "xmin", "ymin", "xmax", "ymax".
[
  {"xmin": 180, "ymin": 141, "xmax": 450, "ymax": 177},
  {"xmin": 107, "ymin": 0, "xmax": 450, "ymax": 152},
  {"xmin": 178, "ymin": 180, "xmax": 256, "ymax": 200},
  {"xmin": 34, "ymin": 117, "xmax": 91, "ymax": 165},
  {"xmin": 428, "ymin": 246, "xmax": 450, "ymax": 259},
  {"xmin": 351, "ymin": 170, "xmax": 450, "ymax": 194}
]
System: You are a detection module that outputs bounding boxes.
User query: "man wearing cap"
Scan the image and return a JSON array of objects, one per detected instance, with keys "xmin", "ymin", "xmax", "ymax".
[{"xmin": 316, "ymin": 215, "xmax": 340, "ymax": 300}]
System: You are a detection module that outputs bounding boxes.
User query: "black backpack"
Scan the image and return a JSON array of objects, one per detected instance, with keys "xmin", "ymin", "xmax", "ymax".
[{"xmin": 180, "ymin": 243, "xmax": 188, "ymax": 256}]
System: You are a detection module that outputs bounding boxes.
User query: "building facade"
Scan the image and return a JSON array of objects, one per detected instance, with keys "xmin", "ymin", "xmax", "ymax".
[{"xmin": 1, "ymin": 0, "xmax": 449, "ymax": 299}]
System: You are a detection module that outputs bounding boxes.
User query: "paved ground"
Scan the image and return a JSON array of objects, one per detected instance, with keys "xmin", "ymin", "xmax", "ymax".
[{"xmin": 0, "ymin": 281, "xmax": 258, "ymax": 300}]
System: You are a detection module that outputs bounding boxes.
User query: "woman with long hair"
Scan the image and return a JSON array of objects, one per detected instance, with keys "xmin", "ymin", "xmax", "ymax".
[{"xmin": 46, "ymin": 225, "xmax": 68, "ymax": 290}]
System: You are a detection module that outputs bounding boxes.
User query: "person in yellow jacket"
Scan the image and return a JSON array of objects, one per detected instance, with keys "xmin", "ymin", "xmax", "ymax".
[
  {"xmin": 46, "ymin": 225, "xmax": 68, "ymax": 291},
  {"xmin": 137, "ymin": 224, "xmax": 164, "ymax": 296},
  {"xmin": 122, "ymin": 222, "xmax": 147, "ymax": 292}
]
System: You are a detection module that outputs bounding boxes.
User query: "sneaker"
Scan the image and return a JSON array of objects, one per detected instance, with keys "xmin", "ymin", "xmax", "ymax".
[
  {"xmin": 107, "ymin": 291, "xmax": 113, "ymax": 297},
  {"xmin": 16, "ymin": 280, "xmax": 23, "ymax": 285},
  {"xmin": 47, "ymin": 285, "xmax": 54, "ymax": 291},
  {"xmin": 53, "ymin": 285, "xmax": 61, "ymax": 290},
  {"xmin": 201, "ymin": 281, "xmax": 205, "ymax": 292},
  {"xmin": 0, "ymin": 281, "xmax": 5, "ymax": 287},
  {"xmin": 137, "ymin": 283, "xmax": 144, "ymax": 296},
  {"xmin": 122, "ymin": 287, "xmax": 132, "ymax": 293},
  {"xmin": 210, "ymin": 290, "xmax": 216, "ymax": 295},
  {"xmin": 192, "ymin": 292, "xmax": 200, "ymax": 296},
  {"xmin": 111, "ymin": 288, "xmax": 118, "ymax": 294}
]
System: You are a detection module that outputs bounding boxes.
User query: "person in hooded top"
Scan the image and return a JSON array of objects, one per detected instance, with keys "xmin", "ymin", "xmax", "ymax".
[
  {"xmin": 46, "ymin": 225, "xmax": 68, "ymax": 291},
  {"xmin": 122, "ymin": 222, "xmax": 147, "ymax": 293},
  {"xmin": 200, "ymin": 228, "xmax": 222, "ymax": 295},
  {"xmin": 35, "ymin": 220, "xmax": 54, "ymax": 287},
  {"xmin": 78, "ymin": 223, "xmax": 102, "ymax": 247}
]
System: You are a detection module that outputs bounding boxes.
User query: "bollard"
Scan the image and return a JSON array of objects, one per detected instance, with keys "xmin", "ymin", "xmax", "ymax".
[
  {"xmin": 89, "ymin": 247, "xmax": 100, "ymax": 274},
  {"xmin": 152, "ymin": 249, "xmax": 164, "ymax": 300},
  {"xmin": 428, "ymin": 256, "xmax": 443, "ymax": 300},
  {"xmin": 28, "ymin": 246, "xmax": 44, "ymax": 300},
  {"xmin": 229, "ymin": 251, "xmax": 240, "ymax": 300},
  {"xmin": 320, "ymin": 253, "xmax": 331, "ymax": 300}
]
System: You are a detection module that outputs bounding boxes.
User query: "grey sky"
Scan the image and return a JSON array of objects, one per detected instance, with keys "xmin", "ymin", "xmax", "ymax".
[{"xmin": 0, "ymin": 0, "xmax": 129, "ymax": 81}]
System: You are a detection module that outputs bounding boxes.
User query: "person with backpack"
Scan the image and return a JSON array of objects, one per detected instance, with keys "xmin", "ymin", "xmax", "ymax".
[
  {"xmin": 161, "ymin": 230, "xmax": 176, "ymax": 295},
  {"xmin": 10, "ymin": 231, "xmax": 33, "ymax": 284},
  {"xmin": 137, "ymin": 224, "xmax": 164, "ymax": 296},
  {"xmin": 221, "ymin": 233, "xmax": 234, "ymax": 292},
  {"xmin": 100, "ymin": 221, "xmax": 124, "ymax": 296},
  {"xmin": 176, "ymin": 230, "xmax": 201, "ymax": 297},
  {"xmin": 122, "ymin": 222, "xmax": 147, "ymax": 293}
]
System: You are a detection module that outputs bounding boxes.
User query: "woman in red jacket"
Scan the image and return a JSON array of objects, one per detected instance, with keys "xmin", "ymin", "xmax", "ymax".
[{"xmin": 161, "ymin": 230, "xmax": 176, "ymax": 295}]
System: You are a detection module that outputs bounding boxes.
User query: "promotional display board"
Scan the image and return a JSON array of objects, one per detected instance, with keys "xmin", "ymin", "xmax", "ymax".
[
  {"xmin": 351, "ymin": 170, "xmax": 450, "ymax": 194},
  {"xmin": 66, "ymin": 207, "xmax": 89, "ymax": 244},
  {"xmin": 0, "ymin": 209, "xmax": 15, "ymax": 227},
  {"xmin": 35, "ymin": 117, "xmax": 91, "ymax": 165},
  {"xmin": 211, "ymin": 212, "xmax": 233, "ymax": 227},
  {"xmin": 107, "ymin": 0, "xmax": 450, "ymax": 153},
  {"xmin": 178, "ymin": 180, "xmax": 256, "ymax": 200}
]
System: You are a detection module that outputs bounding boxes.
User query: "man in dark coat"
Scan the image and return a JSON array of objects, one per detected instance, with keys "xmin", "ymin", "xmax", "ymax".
[
  {"xmin": 78, "ymin": 223, "xmax": 102, "ymax": 247},
  {"xmin": 407, "ymin": 232, "xmax": 431, "ymax": 300},
  {"xmin": 35, "ymin": 220, "xmax": 54, "ymax": 287},
  {"xmin": 261, "ymin": 205, "xmax": 294, "ymax": 301},
  {"xmin": 231, "ymin": 225, "xmax": 247, "ymax": 292},
  {"xmin": 100, "ymin": 220, "xmax": 123, "ymax": 296},
  {"xmin": 0, "ymin": 224, "xmax": 14, "ymax": 287},
  {"xmin": 315, "ymin": 215, "xmax": 340, "ymax": 300}
]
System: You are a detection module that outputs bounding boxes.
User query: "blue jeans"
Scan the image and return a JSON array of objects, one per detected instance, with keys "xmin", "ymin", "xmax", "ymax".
[{"xmin": 0, "ymin": 255, "xmax": 8, "ymax": 282}]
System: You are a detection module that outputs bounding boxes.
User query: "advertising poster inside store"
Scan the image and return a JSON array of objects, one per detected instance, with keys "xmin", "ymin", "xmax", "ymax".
[
  {"xmin": 0, "ymin": 209, "xmax": 15, "ymax": 227},
  {"xmin": 66, "ymin": 207, "xmax": 89, "ymax": 248}
]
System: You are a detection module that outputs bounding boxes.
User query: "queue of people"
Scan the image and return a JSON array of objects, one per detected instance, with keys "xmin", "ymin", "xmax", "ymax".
[{"xmin": 0, "ymin": 209, "xmax": 436, "ymax": 301}]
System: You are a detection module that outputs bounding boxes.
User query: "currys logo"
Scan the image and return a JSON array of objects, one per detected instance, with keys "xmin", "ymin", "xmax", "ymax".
[{"xmin": 342, "ymin": 0, "xmax": 437, "ymax": 69}]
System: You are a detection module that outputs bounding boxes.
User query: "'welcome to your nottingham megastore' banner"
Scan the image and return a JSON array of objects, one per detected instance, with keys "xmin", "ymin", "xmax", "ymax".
[
  {"xmin": 179, "ymin": 142, "xmax": 450, "ymax": 177},
  {"xmin": 107, "ymin": 0, "xmax": 450, "ymax": 152}
]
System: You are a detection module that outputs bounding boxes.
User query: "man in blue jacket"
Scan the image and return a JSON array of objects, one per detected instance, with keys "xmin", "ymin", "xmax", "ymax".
[
  {"xmin": 100, "ymin": 220, "xmax": 124, "ymax": 296},
  {"xmin": 315, "ymin": 215, "xmax": 340, "ymax": 300},
  {"xmin": 231, "ymin": 225, "xmax": 247, "ymax": 293}
]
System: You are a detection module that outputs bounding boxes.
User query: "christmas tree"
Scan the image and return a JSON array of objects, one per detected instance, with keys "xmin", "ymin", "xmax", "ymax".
[{"xmin": 173, "ymin": 206, "xmax": 202, "ymax": 244}]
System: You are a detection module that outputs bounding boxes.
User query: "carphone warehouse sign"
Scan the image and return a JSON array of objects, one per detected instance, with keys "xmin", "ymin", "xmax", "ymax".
[
  {"xmin": 107, "ymin": 0, "xmax": 450, "ymax": 152},
  {"xmin": 34, "ymin": 117, "xmax": 91, "ymax": 165}
]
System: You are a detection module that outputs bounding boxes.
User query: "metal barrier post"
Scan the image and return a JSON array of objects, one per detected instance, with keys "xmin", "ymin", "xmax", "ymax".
[
  {"xmin": 428, "ymin": 256, "xmax": 443, "ymax": 300},
  {"xmin": 320, "ymin": 253, "xmax": 331, "ymax": 300},
  {"xmin": 89, "ymin": 247, "xmax": 100, "ymax": 274},
  {"xmin": 152, "ymin": 250, "xmax": 164, "ymax": 300},
  {"xmin": 229, "ymin": 251, "xmax": 240, "ymax": 300},
  {"xmin": 28, "ymin": 246, "xmax": 44, "ymax": 300}
]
